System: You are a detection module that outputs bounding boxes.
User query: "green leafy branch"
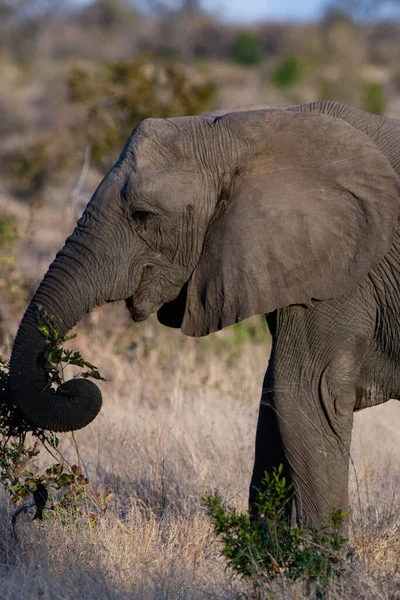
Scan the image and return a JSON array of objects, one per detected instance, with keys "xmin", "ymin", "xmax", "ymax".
[
  {"xmin": 37, "ymin": 304, "xmax": 105, "ymax": 388},
  {"xmin": 0, "ymin": 308, "xmax": 108, "ymax": 530},
  {"xmin": 10, "ymin": 461, "xmax": 113, "ymax": 530},
  {"xmin": 0, "ymin": 356, "xmax": 59, "ymax": 494},
  {"xmin": 204, "ymin": 465, "xmax": 350, "ymax": 599}
]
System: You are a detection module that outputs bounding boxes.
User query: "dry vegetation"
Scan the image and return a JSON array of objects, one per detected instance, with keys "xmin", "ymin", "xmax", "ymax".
[{"xmin": 0, "ymin": 1, "xmax": 399, "ymax": 598}]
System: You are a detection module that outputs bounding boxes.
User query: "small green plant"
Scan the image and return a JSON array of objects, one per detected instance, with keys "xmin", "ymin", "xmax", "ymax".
[
  {"xmin": 196, "ymin": 315, "xmax": 270, "ymax": 360},
  {"xmin": 364, "ymin": 81, "xmax": 385, "ymax": 115},
  {"xmin": 271, "ymin": 56, "xmax": 304, "ymax": 89},
  {"xmin": 231, "ymin": 32, "xmax": 263, "ymax": 66},
  {"xmin": 0, "ymin": 356, "xmax": 57, "ymax": 491},
  {"xmin": 230, "ymin": 315, "xmax": 270, "ymax": 346},
  {"xmin": 0, "ymin": 214, "xmax": 18, "ymax": 248},
  {"xmin": 0, "ymin": 309, "xmax": 108, "ymax": 527},
  {"xmin": 0, "ymin": 213, "xmax": 29, "ymax": 324},
  {"xmin": 204, "ymin": 465, "xmax": 349, "ymax": 598}
]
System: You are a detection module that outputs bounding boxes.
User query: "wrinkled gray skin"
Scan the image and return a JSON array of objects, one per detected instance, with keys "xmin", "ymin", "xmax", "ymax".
[{"xmin": 9, "ymin": 100, "xmax": 400, "ymax": 527}]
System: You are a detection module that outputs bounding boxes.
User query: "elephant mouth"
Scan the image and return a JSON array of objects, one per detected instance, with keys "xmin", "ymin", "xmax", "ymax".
[
  {"xmin": 125, "ymin": 281, "xmax": 188, "ymax": 328},
  {"xmin": 125, "ymin": 261, "xmax": 189, "ymax": 325},
  {"xmin": 125, "ymin": 264, "xmax": 159, "ymax": 321},
  {"xmin": 156, "ymin": 283, "xmax": 188, "ymax": 329},
  {"xmin": 125, "ymin": 295, "xmax": 153, "ymax": 322}
]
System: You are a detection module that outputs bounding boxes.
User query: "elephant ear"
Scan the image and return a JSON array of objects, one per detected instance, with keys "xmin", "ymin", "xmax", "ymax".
[{"xmin": 181, "ymin": 110, "xmax": 400, "ymax": 336}]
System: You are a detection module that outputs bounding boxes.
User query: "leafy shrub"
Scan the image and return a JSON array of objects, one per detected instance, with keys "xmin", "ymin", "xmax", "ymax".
[
  {"xmin": 68, "ymin": 58, "xmax": 216, "ymax": 168},
  {"xmin": 0, "ymin": 354, "xmax": 60, "ymax": 499},
  {"xmin": 0, "ymin": 213, "xmax": 29, "ymax": 335},
  {"xmin": 271, "ymin": 56, "xmax": 304, "ymax": 89},
  {"xmin": 230, "ymin": 315, "xmax": 270, "ymax": 345},
  {"xmin": 4, "ymin": 133, "xmax": 76, "ymax": 200},
  {"xmin": 0, "ymin": 213, "xmax": 18, "ymax": 248},
  {"xmin": 204, "ymin": 465, "xmax": 349, "ymax": 599},
  {"xmin": 231, "ymin": 32, "xmax": 262, "ymax": 66},
  {"xmin": 0, "ymin": 308, "xmax": 109, "ymax": 528},
  {"xmin": 364, "ymin": 81, "xmax": 385, "ymax": 115},
  {"xmin": 2, "ymin": 58, "xmax": 216, "ymax": 195}
]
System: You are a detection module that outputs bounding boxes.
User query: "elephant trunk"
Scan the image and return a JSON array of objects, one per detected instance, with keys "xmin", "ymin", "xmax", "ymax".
[{"xmin": 9, "ymin": 242, "xmax": 104, "ymax": 432}]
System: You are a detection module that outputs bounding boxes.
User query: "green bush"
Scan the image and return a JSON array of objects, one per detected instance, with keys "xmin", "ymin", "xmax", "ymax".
[
  {"xmin": 4, "ymin": 133, "xmax": 76, "ymax": 200},
  {"xmin": 231, "ymin": 32, "xmax": 262, "ymax": 66},
  {"xmin": 2, "ymin": 58, "xmax": 216, "ymax": 195},
  {"xmin": 271, "ymin": 56, "xmax": 304, "ymax": 89},
  {"xmin": 230, "ymin": 315, "xmax": 270, "ymax": 345},
  {"xmin": 364, "ymin": 81, "xmax": 385, "ymax": 115},
  {"xmin": 0, "ymin": 214, "xmax": 18, "ymax": 248},
  {"xmin": 0, "ymin": 213, "xmax": 29, "ymax": 323},
  {"xmin": 0, "ymin": 308, "xmax": 108, "ymax": 526},
  {"xmin": 68, "ymin": 58, "xmax": 216, "ymax": 168},
  {"xmin": 204, "ymin": 465, "xmax": 350, "ymax": 599}
]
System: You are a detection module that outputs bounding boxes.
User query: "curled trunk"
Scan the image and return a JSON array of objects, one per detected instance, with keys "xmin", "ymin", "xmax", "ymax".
[{"xmin": 9, "ymin": 249, "xmax": 103, "ymax": 432}]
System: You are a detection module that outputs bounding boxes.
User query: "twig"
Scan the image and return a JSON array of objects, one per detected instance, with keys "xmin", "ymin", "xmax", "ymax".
[
  {"xmin": 71, "ymin": 431, "xmax": 82, "ymax": 471},
  {"xmin": 11, "ymin": 502, "xmax": 34, "ymax": 539},
  {"xmin": 41, "ymin": 439, "xmax": 72, "ymax": 471},
  {"xmin": 68, "ymin": 145, "xmax": 91, "ymax": 221}
]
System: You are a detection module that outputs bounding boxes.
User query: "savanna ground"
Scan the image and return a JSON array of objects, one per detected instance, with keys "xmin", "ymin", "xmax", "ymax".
[{"xmin": 0, "ymin": 5, "xmax": 400, "ymax": 597}]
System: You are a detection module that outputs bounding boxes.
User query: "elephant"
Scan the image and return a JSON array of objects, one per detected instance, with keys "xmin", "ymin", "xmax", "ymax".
[{"xmin": 8, "ymin": 99, "xmax": 400, "ymax": 527}]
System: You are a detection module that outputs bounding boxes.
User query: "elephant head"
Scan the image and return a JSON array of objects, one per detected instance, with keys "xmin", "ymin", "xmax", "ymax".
[{"xmin": 9, "ymin": 109, "xmax": 400, "ymax": 432}]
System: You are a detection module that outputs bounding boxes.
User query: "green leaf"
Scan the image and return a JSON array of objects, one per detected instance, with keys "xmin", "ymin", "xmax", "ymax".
[
  {"xmin": 81, "ymin": 370, "xmax": 106, "ymax": 381},
  {"xmin": 26, "ymin": 480, "xmax": 38, "ymax": 492},
  {"xmin": 38, "ymin": 325, "xmax": 50, "ymax": 338},
  {"xmin": 57, "ymin": 473, "xmax": 74, "ymax": 486},
  {"xmin": 82, "ymin": 360, "xmax": 97, "ymax": 370},
  {"xmin": 46, "ymin": 463, "xmax": 63, "ymax": 477},
  {"xmin": 63, "ymin": 334, "xmax": 77, "ymax": 343}
]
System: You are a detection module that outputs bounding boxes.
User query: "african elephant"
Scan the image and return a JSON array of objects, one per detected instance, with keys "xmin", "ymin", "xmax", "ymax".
[{"xmin": 8, "ymin": 100, "xmax": 400, "ymax": 527}]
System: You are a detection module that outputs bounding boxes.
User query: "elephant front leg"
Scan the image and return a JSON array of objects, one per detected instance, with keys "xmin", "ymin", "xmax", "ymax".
[
  {"xmin": 250, "ymin": 362, "xmax": 354, "ymax": 528},
  {"xmin": 249, "ymin": 398, "xmax": 294, "ymax": 523}
]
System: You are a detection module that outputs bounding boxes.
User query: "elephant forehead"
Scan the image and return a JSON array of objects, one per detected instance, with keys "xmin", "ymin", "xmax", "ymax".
[
  {"xmin": 124, "ymin": 116, "xmax": 208, "ymax": 166},
  {"xmin": 131, "ymin": 168, "xmax": 204, "ymax": 209},
  {"xmin": 133, "ymin": 137, "xmax": 183, "ymax": 169}
]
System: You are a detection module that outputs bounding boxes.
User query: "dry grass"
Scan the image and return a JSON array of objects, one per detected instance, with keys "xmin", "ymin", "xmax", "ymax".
[{"xmin": 0, "ymin": 497, "xmax": 239, "ymax": 599}]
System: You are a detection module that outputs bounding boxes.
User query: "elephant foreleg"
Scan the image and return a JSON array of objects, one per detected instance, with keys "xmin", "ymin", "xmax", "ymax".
[
  {"xmin": 249, "ymin": 398, "xmax": 294, "ymax": 523},
  {"xmin": 250, "ymin": 359, "xmax": 355, "ymax": 528}
]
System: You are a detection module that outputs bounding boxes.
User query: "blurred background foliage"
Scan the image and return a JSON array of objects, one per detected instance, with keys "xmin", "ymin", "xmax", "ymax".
[
  {"xmin": 1, "ymin": 0, "xmax": 400, "ymax": 348},
  {"xmin": 0, "ymin": 212, "xmax": 28, "ymax": 345},
  {"xmin": 230, "ymin": 32, "xmax": 263, "ymax": 66},
  {"xmin": 1, "ymin": 0, "xmax": 400, "ymax": 192},
  {"xmin": 67, "ymin": 59, "xmax": 215, "ymax": 168}
]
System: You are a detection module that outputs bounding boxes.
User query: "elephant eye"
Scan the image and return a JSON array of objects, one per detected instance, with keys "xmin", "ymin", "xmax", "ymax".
[{"xmin": 131, "ymin": 208, "xmax": 153, "ymax": 228}]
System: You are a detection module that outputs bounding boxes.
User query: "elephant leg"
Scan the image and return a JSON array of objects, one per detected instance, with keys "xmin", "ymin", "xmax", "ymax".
[
  {"xmin": 249, "ymin": 304, "xmax": 365, "ymax": 528},
  {"xmin": 250, "ymin": 360, "xmax": 354, "ymax": 527},
  {"xmin": 279, "ymin": 380, "xmax": 353, "ymax": 528},
  {"xmin": 249, "ymin": 385, "xmax": 294, "ymax": 523}
]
